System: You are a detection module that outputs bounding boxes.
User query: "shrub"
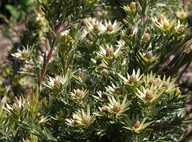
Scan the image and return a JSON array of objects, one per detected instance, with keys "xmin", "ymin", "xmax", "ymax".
[{"xmin": 0, "ymin": 0, "xmax": 192, "ymax": 141}]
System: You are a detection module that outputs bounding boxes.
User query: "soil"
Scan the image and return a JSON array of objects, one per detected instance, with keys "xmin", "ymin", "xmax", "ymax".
[
  {"xmin": 0, "ymin": 23, "xmax": 25, "ymax": 68},
  {"xmin": 0, "ymin": 27, "xmax": 11, "ymax": 68}
]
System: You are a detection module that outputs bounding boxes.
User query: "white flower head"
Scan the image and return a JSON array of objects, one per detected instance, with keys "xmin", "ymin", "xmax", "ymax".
[
  {"xmin": 175, "ymin": 20, "xmax": 186, "ymax": 33},
  {"xmin": 143, "ymin": 72, "xmax": 162, "ymax": 89},
  {"xmin": 121, "ymin": 28, "xmax": 138, "ymax": 38},
  {"xmin": 86, "ymin": 19, "xmax": 104, "ymax": 34},
  {"xmin": 176, "ymin": 9, "xmax": 188, "ymax": 20},
  {"xmin": 105, "ymin": 83, "xmax": 123, "ymax": 96},
  {"xmin": 123, "ymin": 117, "xmax": 154, "ymax": 133},
  {"xmin": 136, "ymin": 85, "xmax": 163, "ymax": 103},
  {"xmin": 11, "ymin": 45, "xmax": 33, "ymax": 60},
  {"xmin": 80, "ymin": 28, "xmax": 93, "ymax": 41},
  {"xmin": 97, "ymin": 44, "xmax": 122, "ymax": 59},
  {"xmin": 105, "ymin": 95, "xmax": 130, "ymax": 116},
  {"xmin": 44, "ymin": 75, "xmax": 68, "ymax": 90},
  {"xmin": 118, "ymin": 69, "xmax": 143, "ymax": 86},
  {"xmin": 70, "ymin": 88, "xmax": 88, "ymax": 100},
  {"xmin": 91, "ymin": 57, "xmax": 103, "ymax": 66},
  {"xmin": 151, "ymin": 16, "xmax": 178, "ymax": 32},
  {"xmin": 160, "ymin": 76, "xmax": 176, "ymax": 93},
  {"xmin": 92, "ymin": 91, "xmax": 109, "ymax": 102},
  {"xmin": 66, "ymin": 104, "xmax": 96, "ymax": 126},
  {"xmin": 137, "ymin": 51, "xmax": 159, "ymax": 62},
  {"xmin": 99, "ymin": 20, "xmax": 122, "ymax": 34}
]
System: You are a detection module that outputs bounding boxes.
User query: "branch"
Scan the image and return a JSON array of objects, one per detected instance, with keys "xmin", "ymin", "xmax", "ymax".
[
  {"xmin": 0, "ymin": 15, "xmax": 20, "ymax": 39},
  {"xmin": 168, "ymin": 36, "xmax": 191, "ymax": 68},
  {"xmin": 166, "ymin": 39, "xmax": 192, "ymax": 78},
  {"xmin": 148, "ymin": 119, "xmax": 192, "ymax": 130},
  {"xmin": 40, "ymin": 22, "xmax": 63, "ymax": 83}
]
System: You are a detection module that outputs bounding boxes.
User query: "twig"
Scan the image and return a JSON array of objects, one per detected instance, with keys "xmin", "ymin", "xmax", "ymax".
[
  {"xmin": 166, "ymin": 39, "xmax": 192, "ymax": 78},
  {"xmin": 168, "ymin": 37, "xmax": 191, "ymax": 68},
  {"xmin": 40, "ymin": 22, "xmax": 63, "ymax": 83},
  {"xmin": 172, "ymin": 36, "xmax": 190, "ymax": 53},
  {"xmin": 166, "ymin": 47, "xmax": 192, "ymax": 78},
  {"xmin": 148, "ymin": 119, "xmax": 192, "ymax": 130},
  {"xmin": 0, "ymin": 15, "xmax": 20, "ymax": 39}
]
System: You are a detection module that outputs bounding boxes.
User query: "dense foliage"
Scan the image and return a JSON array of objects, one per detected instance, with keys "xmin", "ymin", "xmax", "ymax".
[{"xmin": 0, "ymin": 0, "xmax": 192, "ymax": 141}]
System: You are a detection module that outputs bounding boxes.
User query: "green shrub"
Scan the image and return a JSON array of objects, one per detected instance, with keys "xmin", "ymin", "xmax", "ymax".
[{"xmin": 0, "ymin": 0, "xmax": 192, "ymax": 141}]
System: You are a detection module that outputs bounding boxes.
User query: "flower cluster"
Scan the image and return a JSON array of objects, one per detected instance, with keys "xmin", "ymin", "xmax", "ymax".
[
  {"xmin": 66, "ymin": 105, "xmax": 96, "ymax": 126},
  {"xmin": 1, "ymin": 0, "xmax": 190, "ymax": 141},
  {"xmin": 151, "ymin": 15, "xmax": 186, "ymax": 33}
]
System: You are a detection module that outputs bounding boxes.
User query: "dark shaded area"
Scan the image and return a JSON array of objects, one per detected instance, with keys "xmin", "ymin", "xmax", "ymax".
[{"xmin": 0, "ymin": 0, "xmax": 14, "ymax": 23}]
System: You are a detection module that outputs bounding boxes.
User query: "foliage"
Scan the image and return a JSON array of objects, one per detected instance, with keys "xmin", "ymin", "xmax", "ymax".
[
  {"xmin": 0, "ymin": 0, "xmax": 192, "ymax": 141},
  {"xmin": 0, "ymin": 0, "xmax": 34, "ymax": 23}
]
